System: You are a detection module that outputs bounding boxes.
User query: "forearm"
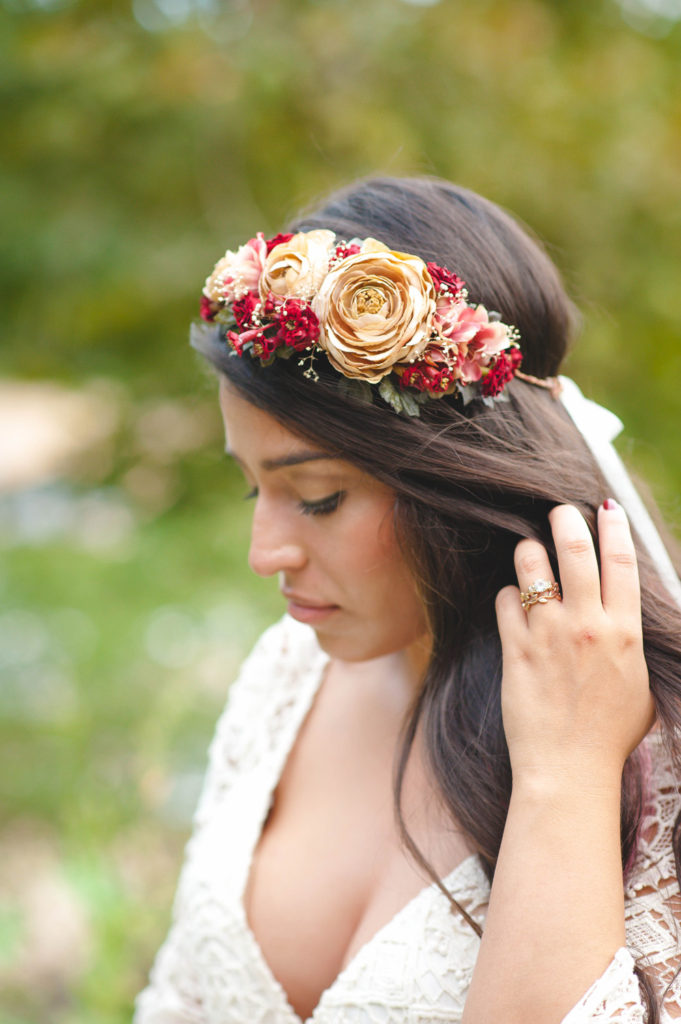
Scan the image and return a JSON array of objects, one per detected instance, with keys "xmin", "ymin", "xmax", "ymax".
[{"xmin": 463, "ymin": 768, "xmax": 626, "ymax": 1024}]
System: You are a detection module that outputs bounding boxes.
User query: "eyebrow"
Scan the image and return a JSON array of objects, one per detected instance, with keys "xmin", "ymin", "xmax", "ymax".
[{"xmin": 225, "ymin": 448, "xmax": 339, "ymax": 471}]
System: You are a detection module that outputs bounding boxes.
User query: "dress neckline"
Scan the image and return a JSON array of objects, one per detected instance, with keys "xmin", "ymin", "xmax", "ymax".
[{"xmin": 234, "ymin": 620, "xmax": 486, "ymax": 1024}]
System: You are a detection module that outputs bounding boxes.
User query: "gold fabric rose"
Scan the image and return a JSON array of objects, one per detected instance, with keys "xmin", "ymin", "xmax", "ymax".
[
  {"xmin": 311, "ymin": 239, "xmax": 437, "ymax": 382},
  {"xmin": 259, "ymin": 229, "xmax": 336, "ymax": 301}
]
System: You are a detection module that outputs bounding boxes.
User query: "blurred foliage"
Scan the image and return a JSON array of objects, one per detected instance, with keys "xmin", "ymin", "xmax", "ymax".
[
  {"xmin": 2, "ymin": 0, "xmax": 681, "ymax": 1020},
  {"xmin": 2, "ymin": 0, "xmax": 681, "ymax": 505}
]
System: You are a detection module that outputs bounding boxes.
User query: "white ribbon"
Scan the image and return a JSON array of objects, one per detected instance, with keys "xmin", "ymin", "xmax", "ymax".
[{"xmin": 558, "ymin": 375, "xmax": 681, "ymax": 608}]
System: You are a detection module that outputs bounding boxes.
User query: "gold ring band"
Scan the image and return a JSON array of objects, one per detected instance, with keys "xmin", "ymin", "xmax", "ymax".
[{"xmin": 520, "ymin": 578, "xmax": 562, "ymax": 611}]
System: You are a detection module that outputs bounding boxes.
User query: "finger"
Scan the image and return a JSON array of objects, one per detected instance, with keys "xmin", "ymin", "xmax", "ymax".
[
  {"xmin": 597, "ymin": 499, "xmax": 641, "ymax": 621},
  {"xmin": 549, "ymin": 504, "xmax": 601, "ymax": 609},
  {"xmin": 495, "ymin": 585, "xmax": 529, "ymax": 651},
  {"xmin": 513, "ymin": 538, "xmax": 558, "ymax": 615}
]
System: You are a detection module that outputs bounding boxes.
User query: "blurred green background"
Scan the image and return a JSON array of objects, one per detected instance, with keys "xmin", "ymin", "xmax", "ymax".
[{"xmin": 1, "ymin": 0, "xmax": 680, "ymax": 1020}]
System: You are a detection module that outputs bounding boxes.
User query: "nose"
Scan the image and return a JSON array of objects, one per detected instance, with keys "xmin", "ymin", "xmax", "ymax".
[{"xmin": 247, "ymin": 497, "xmax": 307, "ymax": 578}]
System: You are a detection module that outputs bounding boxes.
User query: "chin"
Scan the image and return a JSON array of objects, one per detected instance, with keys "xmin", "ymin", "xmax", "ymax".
[{"xmin": 310, "ymin": 626, "xmax": 406, "ymax": 664}]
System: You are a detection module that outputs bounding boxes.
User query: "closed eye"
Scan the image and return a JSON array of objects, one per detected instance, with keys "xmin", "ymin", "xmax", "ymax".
[
  {"xmin": 299, "ymin": 491, "xmax": 346, "ymax": 517},
  {"xmin": 243, "ymin": 488, "xmax": 346, "ymax": 517}
]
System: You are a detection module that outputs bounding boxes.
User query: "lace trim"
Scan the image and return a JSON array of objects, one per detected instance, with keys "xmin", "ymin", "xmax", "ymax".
[{"xmin": 135, "ymin": 617, "xmax": 681, "ymax": 1024}]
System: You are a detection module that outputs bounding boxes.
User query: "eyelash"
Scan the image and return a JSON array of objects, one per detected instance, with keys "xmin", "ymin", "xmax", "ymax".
[
  {"xmin": 301, "ymin": 491, "xmax": 346, "ymax": 516},
  {"xmin": 244, "ymin": 489, "xmax": 346, "ymax": 517}
]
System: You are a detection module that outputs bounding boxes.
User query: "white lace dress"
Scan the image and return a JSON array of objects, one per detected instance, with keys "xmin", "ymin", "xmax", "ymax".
[{"xmin": 134, "ymin": 616, "xmax": 681, "ymax": 1023}]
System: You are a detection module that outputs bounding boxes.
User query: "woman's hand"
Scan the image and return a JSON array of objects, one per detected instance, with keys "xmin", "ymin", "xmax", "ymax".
[
  {"xmin": 496, "ymin": 501, "xmax": 655, "ymax": 789},
  {"xmin": 463, "ymin": 501, "xmax": 655, "ymax": 1024}
]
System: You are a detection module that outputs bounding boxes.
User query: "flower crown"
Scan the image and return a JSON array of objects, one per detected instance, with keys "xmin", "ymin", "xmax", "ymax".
[{"xmin": 199, "ymin": 228, "xmax": 526, "ymax": 416}]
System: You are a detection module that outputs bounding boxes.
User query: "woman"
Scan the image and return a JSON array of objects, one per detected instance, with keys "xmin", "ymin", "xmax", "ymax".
[{"xmin": 134, "ymin": 176, "xmax": 681, "ymax": 1023}]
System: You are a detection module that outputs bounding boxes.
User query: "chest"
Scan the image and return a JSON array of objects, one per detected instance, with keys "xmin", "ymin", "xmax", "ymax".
[{"xmin": 242, "ymin": 662, "xmax": 474, "ymax": 1022}]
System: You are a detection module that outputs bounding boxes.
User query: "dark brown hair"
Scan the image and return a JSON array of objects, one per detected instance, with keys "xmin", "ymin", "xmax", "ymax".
[{"xmin": 193, "ymin": 176, "xmax": 681, "ymax": 1019}]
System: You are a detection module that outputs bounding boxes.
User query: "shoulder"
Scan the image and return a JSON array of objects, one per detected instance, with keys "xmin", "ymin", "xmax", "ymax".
[
  {"xmin": 228, "ymin": 613, "xmax": 326, "ymax": 700},
  {"xmin": 624, "ymin": 728, "xmax": 681, "ymax": 996},
  {"xmin": 193, "ymin": 616, "xmax": 328, "ymax": 823},
  {"xmin": 632, "ymin": 727, "xmax": 681, "ymax": 880},
  {"xmin": 216, "ymin": 613, "xmax": 327, "ymax": 738}
]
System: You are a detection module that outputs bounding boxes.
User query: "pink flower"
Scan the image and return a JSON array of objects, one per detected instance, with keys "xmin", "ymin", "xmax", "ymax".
[
  {"xmin": 203, "ymin": 233, "xmax": 268, "ymax": 306},
  {"xmin": 465, "ymin": 310, "xmax": 510, "ymax": 359},
  {"xmin": 433, "ymin": 299, "xmax": 511, "ymax": 383}
]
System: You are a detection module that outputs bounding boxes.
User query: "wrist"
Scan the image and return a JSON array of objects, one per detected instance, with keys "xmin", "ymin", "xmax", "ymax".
[
  {"xmin": 504, "ymin": 767, "xmax": 625, "ymax": 884},
  {"xmin": 511, "ymin": 762, "xmax": 624, "ymax": 805}
]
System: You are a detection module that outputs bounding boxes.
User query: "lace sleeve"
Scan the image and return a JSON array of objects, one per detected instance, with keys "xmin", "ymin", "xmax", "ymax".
[
  {"xmin": 561, "ymin": 732, "xmax": 681, "ymax": 1023},
  {"xmin": 133, "ymin": 616, "xmax": 314, "ymax": 1024},
  {"xmin": 560, "ymin": 949, "xmax": 645, "ymax": 1023}
]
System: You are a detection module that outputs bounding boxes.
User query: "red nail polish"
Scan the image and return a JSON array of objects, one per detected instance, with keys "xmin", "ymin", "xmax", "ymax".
[{"xmin": 603, "ymin": 498, "xmax": 618, "ymax": 510}]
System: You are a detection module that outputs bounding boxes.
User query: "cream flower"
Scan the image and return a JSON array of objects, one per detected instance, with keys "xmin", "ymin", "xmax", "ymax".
[
  {"xmin": 203, "ymin": 233, "xmax": 267, "ymax": 305},
  {"xmin": 312, "ymin": 243, "xmax": 437, "ymax": 382},
  {"xmin": 259, "ymin": 230, "xmax": 336, "ymax": 301}
]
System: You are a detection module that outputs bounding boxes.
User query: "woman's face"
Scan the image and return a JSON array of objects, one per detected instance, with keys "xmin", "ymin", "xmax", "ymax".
[{"xmin": 219, "ymin": 379, "xmax": 429, "ymax": 664}]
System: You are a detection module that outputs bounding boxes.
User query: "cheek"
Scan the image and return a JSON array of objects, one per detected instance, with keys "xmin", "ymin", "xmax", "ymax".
[
  {"xmin": 338, "ymin": 499, "xmax": 399, "ymax": 575},
  {"xmin": 348, "ymin": 506, "xmax": 426, "ymax": 628}
]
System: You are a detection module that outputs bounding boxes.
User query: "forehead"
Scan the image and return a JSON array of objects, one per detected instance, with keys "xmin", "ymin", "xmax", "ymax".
[{"xmin": 218, "ymin": 378, "xmax": 333, "ymax": 466}]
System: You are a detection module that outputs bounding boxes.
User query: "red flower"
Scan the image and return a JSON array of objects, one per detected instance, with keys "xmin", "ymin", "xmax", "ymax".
[
  {"xmin": 226, "ymin": 329, "xmax": 247, "ymax": 356},
  {"xmin": 265, "ymin": 232, "xmax": 294, "ymax": 255},
  {"xmin": 274, "ymin": 298, "xmax": 320, "ymax": 351},
  {"xmin": 232, "ymin": 291, "xmax": 259, "ymax": 329},
  {"xmin": 427, "ymin": 262, "xmax": 465, "ymax": 299},
  {"xmin": 200, "ymin": 294, "xmax": 219, "ymax": 321},
  {"xmin": 334, "ymin": 242, "xmax": 361, "ymax": 260},
  {"xmin": 261, "ymin": 293, "xmax": 282, "ymax": 318},
  {"xmin": 399, "ymin": 363, "xmax": 453, "ymax": 394},
  {"xmin": 227, "ymin": 323, "xmax": 280, "ymax": 360},
  {"xmin": 252, "ymin": 332, "xmax": 281, "ymax": 360},
  {"xmin": 481, "ymin": 347, "xmax": 523, "ymax": 397},
  {"xmin": 397, "ymin": 344, "xmax": 456, "ymax": 394}
]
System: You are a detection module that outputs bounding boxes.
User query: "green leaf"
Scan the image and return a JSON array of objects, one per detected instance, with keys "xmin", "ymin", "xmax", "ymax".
[
  {"xmin": 399, "ymin": 391, "xmax": 421, "ymax": 417},
  {"xmin": 378, "ymin": 377, "xmax": 421, "ymax": 416},
  {"xmin": 338, "ymin": 377, "xmax": 373, "ymax": 405}
]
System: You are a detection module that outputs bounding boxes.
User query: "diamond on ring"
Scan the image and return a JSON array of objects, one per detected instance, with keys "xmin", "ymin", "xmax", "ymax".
[{"xmin": 520, "ymin": 578, "xmax": 562, "ymax": 611}]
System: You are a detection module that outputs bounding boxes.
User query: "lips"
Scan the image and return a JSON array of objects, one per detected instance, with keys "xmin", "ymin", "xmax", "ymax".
[
  {"xmin": 281, "ymin": 590, "xmax": 340, "ymax": 625},
  {"xmin": 281, "ymin": 590, "xmax": 337, "ymax": 609}
]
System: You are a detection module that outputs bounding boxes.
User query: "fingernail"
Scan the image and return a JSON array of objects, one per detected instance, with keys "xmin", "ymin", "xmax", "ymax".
[{"xmin": 603, "ymin": 498, "xmax": 619, "ymax": 510}]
